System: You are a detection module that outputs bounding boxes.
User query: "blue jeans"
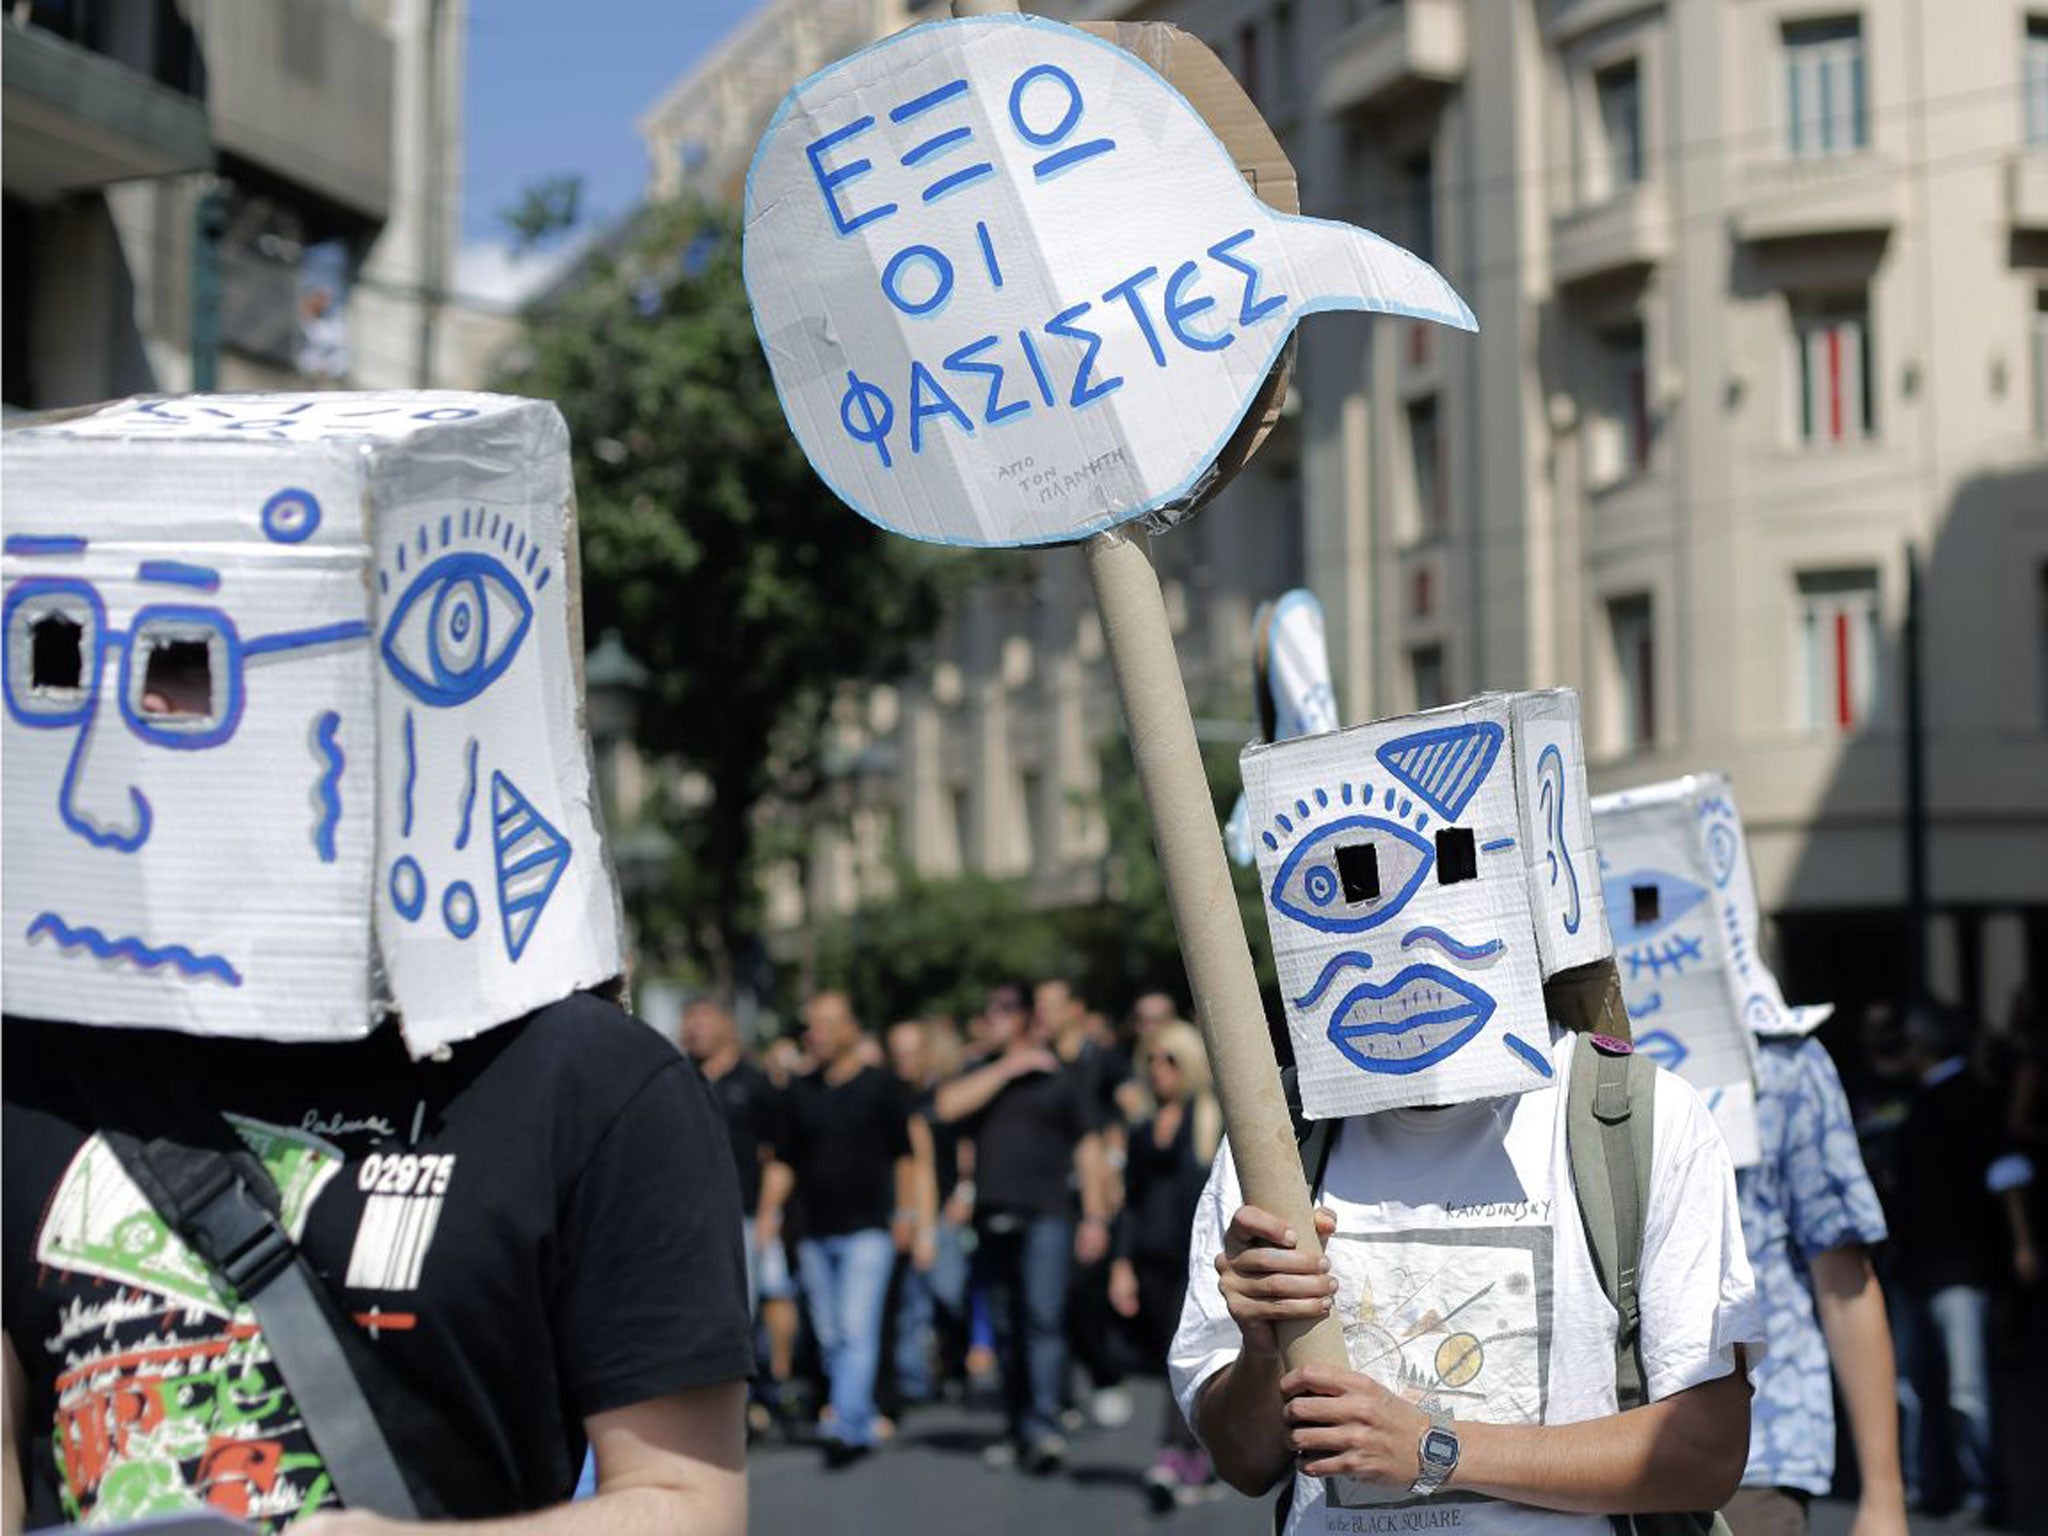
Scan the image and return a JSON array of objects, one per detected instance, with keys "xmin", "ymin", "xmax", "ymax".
[
  {"xmin": 797, "ymin": 1228, "xmax": 896, "ymax": 1448},
  {"xmin": 894, "ymin": 1259, "xmax": 935, "ymax": 1402},
  {"xmin": 1894, "ymin": 1283, "xmax": 1994, "ymax": 1506},
  {"xmin": 976, "ymin": 1213, "xmax": 1070, "ymax": 1446}
]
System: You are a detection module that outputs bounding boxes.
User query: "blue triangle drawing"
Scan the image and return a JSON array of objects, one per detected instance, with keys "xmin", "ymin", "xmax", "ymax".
[
  {"xmin": 491, "ymin": 770, "xmax": 571, "ymax": 962},
  {"xmin": 1375, "ymin": 721, "xmax": 1504, "ymax": 822}
]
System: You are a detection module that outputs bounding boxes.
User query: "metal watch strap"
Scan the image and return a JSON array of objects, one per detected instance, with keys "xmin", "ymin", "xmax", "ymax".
[{"xmin": 1410, "ymin": 1408, "xmax": 1459, "ymax": 1498}]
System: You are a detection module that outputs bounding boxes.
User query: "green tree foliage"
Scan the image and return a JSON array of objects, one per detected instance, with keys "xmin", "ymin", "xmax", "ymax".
[
  {"xmin": 810, "ymin": 870, "xmax": 1069, "ymax": 1026},
  {"xmin": 1076, "ymin": 723, "xmax": 1279, "ymax": 1017},
  {"xmin": 499, "ymin": 173, "xmax": 582, "ymax": 253},
  {"xmin": 806, "ymin": 714, "xmax": 1281, "ymax": 1034},
  {"xmin": 497, "ymin": 200, "xmax": 958, "ymax": 981}
]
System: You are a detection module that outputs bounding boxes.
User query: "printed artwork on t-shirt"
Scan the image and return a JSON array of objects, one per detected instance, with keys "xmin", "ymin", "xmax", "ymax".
[
  {"xmin": 1324, "ymin": 1225, "xmax": 1554, "ymax": 1513},
  {"xmin": 32, "ymin": 1119, "xmax": 352, "ymax": 1525}
]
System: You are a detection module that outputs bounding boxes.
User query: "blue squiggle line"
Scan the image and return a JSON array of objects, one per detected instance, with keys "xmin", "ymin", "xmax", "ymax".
[
  {"xmin": 455, "ymin": 738, "xmax": 479, "ymax": 850},
  {"xmin": 1401, "ymin": 927, "xmax": 1504, "ymax": 962},
  {"xmin": 401, "ymin": 710, "xmax": 417, "ymax": 838},
  {"xmin": 1504, "ymin": 1034, "xmax": 1552, "ymax": 1077},
  {"xmin": 1292, "ymin": 951, "xmax": 1372, "ymax": 1009},
  {"xmin": 27, "ymin": 912, "xmax": 242, "ymax": 986},
  {"xmin": 313, "ymin": 711, "xmax": 343, "ymax": 863}
]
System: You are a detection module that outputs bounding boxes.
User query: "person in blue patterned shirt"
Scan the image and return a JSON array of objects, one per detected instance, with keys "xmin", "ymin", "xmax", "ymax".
[{"xmin": 1728, "ymin": 1013, "xmax": 1906, "ymax": 1536}]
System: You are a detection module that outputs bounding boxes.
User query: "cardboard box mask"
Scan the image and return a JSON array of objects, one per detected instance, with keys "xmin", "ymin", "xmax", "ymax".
[
  {"xmin": 1244, "ymin": 691, "xmax": 1611, "ymax": 1120},
  {"xmin": 1590, "ymin": 774, "xmax": 1794, "ymax": 1166},
  {"xmin": 2, "ymin": 393, "xmax": 623, "ymax": 1055}
]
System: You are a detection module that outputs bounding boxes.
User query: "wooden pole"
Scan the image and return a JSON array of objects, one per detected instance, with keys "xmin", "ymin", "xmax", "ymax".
[{"xmin": 1083, "ymin": 529, "xmax": 1348, "ymax": 1370}]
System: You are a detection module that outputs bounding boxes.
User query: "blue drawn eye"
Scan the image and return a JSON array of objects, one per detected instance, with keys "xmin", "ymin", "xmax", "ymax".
[
  {"xmin": 1601, "ymin": 868, "xmax": 1708, "ymax": 944},
  {"xmin": 1270, "ymin": 816, "xmax": 1434, "ymax": 935},
  {"xmin": 380, "ymin": 552, "xmax": 533, "ymax": 706}
]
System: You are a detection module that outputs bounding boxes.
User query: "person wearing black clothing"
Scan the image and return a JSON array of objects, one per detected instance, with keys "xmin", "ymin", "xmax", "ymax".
[
  {"xmin": 935, "ymin": 986, "xmax": 1110, "ymax": 1472},
  {"xmin": 779, "ymin": 992, "xmax": 920, "ymax": 1466},
  {"xmin": 3, "ymin": 994, "xmax": 752, "ymax": 1531},
  {"xmin": 1108, "ymin": 1020, "xmax": 1221, "ymax": 1508},
  {"xmin": 682, "ymin": 995, "xmax": 790, "ymax": 1300},
  {"xmin": 1867, "ymin": 1003, "xmax": 2038, "ymax": 1516}
]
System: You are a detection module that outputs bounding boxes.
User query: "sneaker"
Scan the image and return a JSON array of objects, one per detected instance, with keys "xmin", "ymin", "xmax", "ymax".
[
  {"xmin": 1090, "ymin": 1385, "xmax": 1135, "ymax": 1429},
  {"xmin": 1025, "ymin": 1433, "xmax": 1068, "ymax": 1475},
  {"xmin": 1144, "ymin": 1453, "xmax": 1179, "ymax": 1513},
  {"xmin": 822, "ymin": 1438, "xmax": 872, "ymax": 1471}
]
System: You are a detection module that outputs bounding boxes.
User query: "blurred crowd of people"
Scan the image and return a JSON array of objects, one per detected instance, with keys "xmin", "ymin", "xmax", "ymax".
[
  {"xmin": 676, "ymin": 976, "xmax": 2048, "ymax": 1520},
  {"xmin": 681, "ymin": 979, "xmax": 1225, "ymax": 1509}
]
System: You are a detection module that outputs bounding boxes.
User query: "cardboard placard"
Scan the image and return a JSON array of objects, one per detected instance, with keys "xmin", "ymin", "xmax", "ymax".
[
  {"xmin": 1243, "ymin": 690, "xmax": 1613, "ymax": 1120},
  {"xmin": 742, "ymin": 13, "xmax": 1472, "ymax": 548},
  {"xmin": 2, "ymin": 393, "xmax": 623, "ymax": 1056},
  {"xmin": 1590, "ymin": 774, "xmax": 1794, "ymax": 1166}
]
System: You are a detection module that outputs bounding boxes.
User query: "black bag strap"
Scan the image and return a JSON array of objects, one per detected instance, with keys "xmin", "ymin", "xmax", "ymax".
[
  {"xmin": 1280, "ymin": 1065, "xmax": 1338, "ymax": 1197},
  {"xmin": 64, "ymin": 1054, "xmax": 422, "ymax": 1517}
]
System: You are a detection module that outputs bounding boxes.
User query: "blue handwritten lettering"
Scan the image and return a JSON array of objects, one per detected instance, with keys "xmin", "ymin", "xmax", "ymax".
[
  {"xmin": 1045, "ymin": 302, "xmax": 1123, "ymax": 408},
  {"xmin": 1165, "ymin": 261, "xmax": 1233, "ymax": 351},
  {"xmin": 1102, "ymin": 266, "xmax": 1167, "ymax": 366},
  {"xmin": 882, "ymin": 245, "xmax": 954, "ymax": 317},
  {"xmin": 908, "ymin": 361, "xmax": 974, "ymax": 453},
  {"xmin": 805, "ymin": 117, "xmax": 897, "ymax": 236},
  {"xmin": 1208, "ymin": 228, "xmax": 1287, "ymax": 325},
  {"xmin": 945, "ymin": 335, "xmax": 1030, "ymax": 425}
]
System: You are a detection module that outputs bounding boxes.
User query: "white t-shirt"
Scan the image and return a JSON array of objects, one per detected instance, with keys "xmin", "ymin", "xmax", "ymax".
[{"xmin": 1169, "ymin": 1029, "xmax": 1763, "ymax": 1536}]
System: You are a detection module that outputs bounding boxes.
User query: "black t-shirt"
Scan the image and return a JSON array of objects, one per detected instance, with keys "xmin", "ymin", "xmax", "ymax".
[
  {"xmin": 2, "ymin": 995, "xmax": 751, "ymax": 1528},
  {"xmin": 702, "ymin": 1056, "xmax": 781, "ymax": 1214},
  {"xmin": 1889, "ymin": 1065, "xmax": 2016, "ymax": 1291},
  {"xmin": 1120, "ymin": 1109, "xmax": 1209, "ymax": 1265},
  {"xmin": 780, "ymin": 1065, "xmax": 911, "ymax": 1238},
  {"xmin": 964, "ymin": 1055, "xmax": 1096, "ymax": 1219},
  {"xmin": 914, "ymin": 1086, "xmax": 962, "ymax": 1203}
]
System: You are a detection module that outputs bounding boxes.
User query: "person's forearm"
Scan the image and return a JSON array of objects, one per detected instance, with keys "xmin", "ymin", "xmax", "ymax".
[
  {"xmin": 1075, "ymin": 1133, "xmax": 1113, "ymax": 1222},
  {"xmin": 1196, "ymin": 1353, "xmax": 1294, "ymax": 1494},
  {"xmin": 1811, "ymin": 1245, "xmax": 1905, "ymax": 1505},
  {"xmin": 336, "ymin": 1480, "xmax": 744, "ymax": 1536},
  {"xmin": 2004, "ymin": 1184, "xmax": 2035, "ymax": 1254},
  {"xmin": 934, "ymin": 1060, "xmax": 1012, "ymax": 1123},
  {"xmin": 1447, "ymin": 1368, "xmax": 1750, "ymax": 1513},
  {"xmin": 757, "ymin": 1160, "xmax": 793, "ymax": 1223}
]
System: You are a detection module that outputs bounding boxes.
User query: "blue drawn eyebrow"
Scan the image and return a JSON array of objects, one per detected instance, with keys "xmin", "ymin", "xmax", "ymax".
[
  {"xmin": 5, "ymin": 536, "xmax": 87, "ymax": 557},
  {"xmin": 137, "ymin": 560, "xmax": 220, "ymax": 591},
  {"xmin": 244, "ymin": 619, "xmax": 371, "ymax": 657}
]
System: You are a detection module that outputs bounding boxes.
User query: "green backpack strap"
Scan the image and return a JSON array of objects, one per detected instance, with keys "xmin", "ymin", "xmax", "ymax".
[{"xmin": 1566, "ymin": 1032, "xmax": 1658, "ymax": 1411}]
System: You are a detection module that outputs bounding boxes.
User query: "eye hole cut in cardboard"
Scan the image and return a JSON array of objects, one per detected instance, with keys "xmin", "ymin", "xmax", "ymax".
[
  {"xmin": 1435, "ymin": 826, "xmax": 1478, "ymax": 885},
  {"xmin": 1335, "ymin": 842, "xmax": 1380, "ymax": 904},
  {"xmin": 30, "ymin": 613, "xmax": 83, "ymax": 690},
  {"xmin": 142, "ymin": 639, "xmax": 213, "ymax": 718},
  {"xmin": 1632, "ymin": 883, "xmax": 1660, "ymax": 928}
]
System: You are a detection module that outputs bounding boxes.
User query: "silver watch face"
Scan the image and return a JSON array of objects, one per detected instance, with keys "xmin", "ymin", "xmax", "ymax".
[{"xmin": 1421, "ymin": 1426, "xmax": 1459, "ymax": 1469}]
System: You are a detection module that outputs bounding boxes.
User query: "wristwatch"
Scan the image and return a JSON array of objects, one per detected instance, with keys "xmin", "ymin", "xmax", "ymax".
[{"xmin": 1410, "ymin": 1409, "xmax": 1459, "ymax": 1497}]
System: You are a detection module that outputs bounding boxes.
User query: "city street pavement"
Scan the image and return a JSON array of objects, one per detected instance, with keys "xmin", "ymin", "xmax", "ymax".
[{"xmin": 747, "ymin": 1377, "xmax": 2011, "ymax": 1536}]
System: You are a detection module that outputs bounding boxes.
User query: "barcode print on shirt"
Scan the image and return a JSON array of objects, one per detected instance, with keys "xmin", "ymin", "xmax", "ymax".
[{"xmin": 346, "ymin": 1194, "xmax": 445, "ymax": 1291}]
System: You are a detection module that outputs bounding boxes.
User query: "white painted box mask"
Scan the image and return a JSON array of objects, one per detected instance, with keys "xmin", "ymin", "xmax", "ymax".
[
  {"xmin": 2, "ymin": 393, "xmax": 623, "ymax": 1055},
  {"xmin": 1244, "ymin": 690, "xmax": 1611, "ymax": 1120},
  {"xmin": 1591, "ymin": 774, "xmax": 1798, "ymax": 1166}
]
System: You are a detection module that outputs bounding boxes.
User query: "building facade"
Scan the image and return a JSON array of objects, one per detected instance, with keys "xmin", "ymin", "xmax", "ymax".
[
  {"xmin": 645, "ymin": 0, "xmax": 2048, "ymax": 1025},
  {"xmin": 3, "ymin": 0, "xmax": 472, "ymax": 410}
]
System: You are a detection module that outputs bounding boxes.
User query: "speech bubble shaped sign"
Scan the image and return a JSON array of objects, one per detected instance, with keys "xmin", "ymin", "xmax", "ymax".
[{"xmin": 744, "ymin": 15, "xmax": 1475, "ymax": 549}]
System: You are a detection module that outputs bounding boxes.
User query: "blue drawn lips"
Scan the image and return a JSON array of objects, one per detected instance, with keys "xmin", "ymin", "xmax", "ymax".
[{"xmin": 1326, "ymin": 964, "xmax": 1496, "ymax": 1076}]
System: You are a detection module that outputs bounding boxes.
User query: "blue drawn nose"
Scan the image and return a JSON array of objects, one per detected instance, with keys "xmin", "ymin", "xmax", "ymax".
[{"xmin": 58, "ymin": 689, "xmax": 152, "ymax": 852}]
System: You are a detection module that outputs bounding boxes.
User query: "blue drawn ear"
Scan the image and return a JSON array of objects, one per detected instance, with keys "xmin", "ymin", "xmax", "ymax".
[{"xmin": 381, "ymin": 552, "xmax": 533, "ymax": 707}]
